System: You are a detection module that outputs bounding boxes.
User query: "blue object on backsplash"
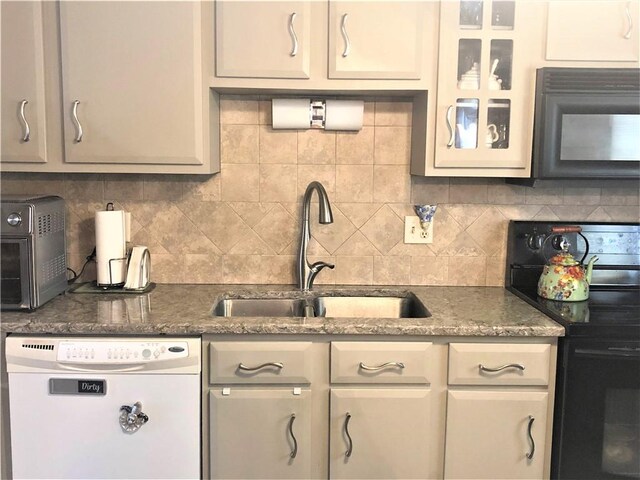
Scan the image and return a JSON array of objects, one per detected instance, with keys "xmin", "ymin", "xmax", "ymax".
[{"xmin": 414, "ymin": 204, "xmax": 437, "ymax": 224}]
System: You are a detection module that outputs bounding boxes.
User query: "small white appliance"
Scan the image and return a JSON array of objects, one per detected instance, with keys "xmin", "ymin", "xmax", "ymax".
[{"xmin": 6, "ymin": 336, "xmax": 201, "ymax": 479}]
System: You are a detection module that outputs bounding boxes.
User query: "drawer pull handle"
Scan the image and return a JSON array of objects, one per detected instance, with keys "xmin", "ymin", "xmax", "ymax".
[
  {"xmin": 344, "ymin": 412, "xmax": 353, "ymax": 457},
  {"xmin": 359, "ymin": 361, "xmax": 405, "ymax": 371},
  {"xmin": 624, "ymin": 2, "xmax": 633, "ymax": 39},
  {"xmin": 478, "ymin": 363, "xmax": 525, "ymax": 373},
  {"xmin": 72, "ymin": 100, "xmax": 83, "ymax": 143},
  {"xmin": 341, "ymin": 13, "xmax": 351, "ymax": 57},
  {"xmin": 526, "ymin": 415, "xmax": 535, "ymax": 460},
  {"xmin": 288, "ymin": 12, "xmax": 298, "ymax": 56},
  {"xmin": 19, "ymin": 99, "xmax": 30, "ymax": 142},
  {"xmin": 237, "ymin": 362, "xmax": 284, "ymax": 372},
  {"xmin": 446, "ymin": 105, "xmax": 455, "ymax": 148},
  {"xmin": 288, "ymin": 414, "xmax": 298, "ymax": 458}
]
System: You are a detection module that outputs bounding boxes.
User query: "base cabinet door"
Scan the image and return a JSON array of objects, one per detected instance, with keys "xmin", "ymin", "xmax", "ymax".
[
  {"xmin": 1, "ymin": 1, "xmax": 48, "ymax": 164},
  {"xmin": 329, "ymin": 388, "xmax": 431, "ymax": 479},
  {"xmin": 444, "ymin": 390, "xmax": 548, "ymax": 479},
  {"xmin": 209, "ymin": 389, "xmax": 312, "ymax": 479}
]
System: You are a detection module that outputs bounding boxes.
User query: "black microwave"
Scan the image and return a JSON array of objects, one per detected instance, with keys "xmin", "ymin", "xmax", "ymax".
[{"xmin": 520, "ymin": 68, "xmax": 640, "ymax": 183}]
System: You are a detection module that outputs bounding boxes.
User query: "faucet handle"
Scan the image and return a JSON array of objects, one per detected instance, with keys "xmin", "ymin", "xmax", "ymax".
[{"xmin": 307, "ymin": 261, "xmax": 335, "ymax": 290}]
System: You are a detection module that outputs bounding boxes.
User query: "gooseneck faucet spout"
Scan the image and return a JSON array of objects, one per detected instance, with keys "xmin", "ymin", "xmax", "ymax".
[{"xmin": 297, "ymin": 181, "xmax": 335, "ymax": 291}]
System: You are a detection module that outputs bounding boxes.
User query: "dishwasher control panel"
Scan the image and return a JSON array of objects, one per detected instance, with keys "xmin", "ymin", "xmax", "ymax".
[{"xmin": 57, "ymin": 341, "xmax": 189, "ymax": 363}]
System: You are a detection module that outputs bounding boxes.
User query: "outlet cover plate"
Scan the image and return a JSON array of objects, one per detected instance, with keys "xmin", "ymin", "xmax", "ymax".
[{"xmin": 404, "ymin": 216, "xmax": 433, "ymax": 244}]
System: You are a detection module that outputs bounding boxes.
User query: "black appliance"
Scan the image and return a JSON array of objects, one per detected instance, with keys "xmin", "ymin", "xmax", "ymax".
[
  {"xmin": 506, "ymin": 221, "xmax": 640, "ymax": 479},
  {"xmin": 511, "ymin": 68, "xmax": 640, "ymax": 185}
]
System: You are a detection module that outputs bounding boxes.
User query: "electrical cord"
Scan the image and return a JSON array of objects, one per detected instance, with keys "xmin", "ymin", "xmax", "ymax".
[{"xmin": 67, "ymin": 247, "xmax": 96, "ymax": 284}]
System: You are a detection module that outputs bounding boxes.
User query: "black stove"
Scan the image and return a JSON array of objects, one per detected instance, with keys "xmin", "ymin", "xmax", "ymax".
[{"xmin": 507, "ymin": 221, "xmax": 640, "ymax": 480}]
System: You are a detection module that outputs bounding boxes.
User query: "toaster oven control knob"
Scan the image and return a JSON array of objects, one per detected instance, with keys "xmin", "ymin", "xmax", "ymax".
[{"xmin": 6, "ymin": 212, "xmax": 22, "ymax": 226}]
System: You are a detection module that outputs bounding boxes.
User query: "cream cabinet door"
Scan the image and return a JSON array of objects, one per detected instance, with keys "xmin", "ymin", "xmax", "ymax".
[
  {"xmin": 328, "ymin": 1, "xmax": 424, "ymax": 79},
  {"xmin": 330, "ymin": 389, "xmax": 431, "ymax": 479},
  {"xmin": 546, "ymin": 1, "xmax": 640, "ymax": 62},
  {"xmin": 444, "ymin": 390, "xmax": 548, "ymax": 479},
  {"xmin": 1, "ymin": 2, "xmax": 47, "ymax": 164},
  {"xmin": 216, "ymin": 2, "xmax": 311, "ymax": 79},
  {"xmin": 59, "ymin": 2, "xmax": 206, "ymax": 167},
  {"xmin": 209, "ymin": 389, "xmax": 312, "ymax": 479}
]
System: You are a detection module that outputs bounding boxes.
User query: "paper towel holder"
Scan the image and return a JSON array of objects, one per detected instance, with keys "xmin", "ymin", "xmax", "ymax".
[{"xmin": 271, "ymin": 98, "xmax": 363, "ymax": 131}]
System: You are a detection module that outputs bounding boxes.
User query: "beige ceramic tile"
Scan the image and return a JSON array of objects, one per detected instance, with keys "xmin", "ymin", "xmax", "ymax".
[
  {"xmin": 335, "ymin": 256, "xmax": 374, "ymax": 285},
  {"xmin": 586, "ymin": 207, "xmax": 613, "ymax": 221},
  {"xmin": 183, "ymin": 254, "xmax": 224, "ymax": 283},
  {"xmin": 363, "ymin": 102, "xmax": 375, "ymax": 126},
  {"xmin": 143, "ymin": 176, "xmax": 183, "ymax": 201},
  {"xmin": 427, "ymin": 211, "xmax": 463, "ymax": 255},
  {"xmin": 485, "ymin": 254, "xmax": 507, "ymax": 287},
  {"xmin": 1, "ymin": 173, "xmax": 65, "ymax": 197},
  {"xmin": 102, "ymin": 174, "xmax": 142, "ymax": 201},
  {"xmin": 229, "ymin": 229, "xmax": 274, "ymax": 255},
  {"xmin": 448, "ymin": 178, "xmax": 490, "ymax": 204},
  {"xmin": 254, "ymin": 204, "xmax": 298, "ymax": 254},
  {"xmin": 297, "ymin": 130, "xmax": 336, "ymax": 165},
  {"xmin": 259, "ymin": 100, "xmax": 272, "ymax": 125},
  {"xmin": 64, "ymin": 174, "xmax": 104, "ymax": 202},
  {"xmin": 262, "ymin": 255, "xmax": 296, "ymax": 284},
  {"xmin": 533, "ymin": 206, "xmax": 560, "ymax": 220},
  {"xmin": 220, "ymin": 98, "xmax": 259, "ymax": 125},
  {"xmin": 297, "ymin": 165, "xmax": 335, "ymax": 196},
  {"xmin": 525, "ymin": 187, "xmax": 563, "ymax": 205},
  {"xmin": 600, "ymin": 186, "xmax": 640, "ymax": 206},
  {"xmin": 131, "ymin": 227, "xmax": 169, "ymax": 255},
  {"xmin": 221, "ymin": 164, "xmax": 260, "ymax": 202},
  {"xmin": 335, "ymin": 165, "xmax": 373, "ymax": 203},
  {"xmin": 182, "ymin": 174, "xmax": 221, "ymax": 202},
  {"xmin": 496, "ymin": 205, "xmax": 544, "ymax": 221},
  {"xmin": 411, "ymin": 177, "xmax": 450, "ymax": 204},
  {"xmin": 260, "ymin": 164, "xmax": 297, "ymax": 203},
  {"xmin": 221, "ymin": 125, "xmax": 259, "ymax": 164},
  {"xmin": 178, "ymin": 201, "xmax": 250, "ymax": 253},
  {"xmin": 387, "ymin": 241, "xmax": 435, "ymax": 257},
  {"xmin": 228, "ymin": 202, "xmax": 276, "ymax": 228},
  {"xmin": 147, "ymin": 204, "xmax": 220, "ymax": 254},
  {"xmin": 487, "ymin": 182, "xmax": 525, "ymax": 204},
  {"xmin": 374, "ymin": 126, "xmax": 411, "ymax": 165},
  {"xmin": 373, "ymin": 256, "xmax": 410, "ymax": 285},
  {"xmin": 602, "ymin": 206, "xmax": 640, "ymax": 222},
  {"xmin": 335, "ymin": 231, "xmax": 381, "ymax": 255},
  {"xmin": 466, "ymin": 207, "xmax": 507, "ymax": 256},
  {"xmin": 335, "ymin": 203, "xmax": 383, "ymax": 229},
  {"xmin": 336, "ymin": 127, "xmax": 374, "ymax": 165},
  {"xmin": 549, "ymin": 206, "xmax": 598, "ymax": 220},
  {"xmin": 447, "ymin": 257, "xmax": 487, "ymax": 286},
  {"xmin": 444, "ymin": 204, "xmax": 489, "ymax": 229},
  {"xmin": 562, "ymin": 188, "xmax": 601, "ymax": 205},
  {"xmin": 260, "ymin": 126, "xmax": 297, "ymax": 164},
  {"xmin": 360, "ymin": 205, "xmax": 404, "ymax": 254},
  {"xmin": 410, "ymin": 256, "xmax": 448, "ymax": 285},
  {"xmin": 222, "ymin": 255, "xmax": 295, "ymax": 284},
  {"xmin": 152, "ymin": 254, "xmax": 185, "ymax": 283},
  {"xmin": 374, "ymin": 101, "xmax": 413, "ymax": 126},
  {"xmin": 65, "ymin": 209, "xmax": 96, "ymax": 255},
  {"xmin": 66, "ymin": 253, "xmax": 96, "ymax": 282},
  {"xmin": 373, "ymin": 165, "xmax": 411, "ymax": 203},
  {"xmin": 312, "ymin": 207, "xmax": 357, "ymax": 254},
  {"xmin": 439, "ymin": 231, "xmax": 485, "ymax": 256}
]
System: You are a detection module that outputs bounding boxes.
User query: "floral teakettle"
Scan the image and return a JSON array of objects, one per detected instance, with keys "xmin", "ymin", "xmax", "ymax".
[{"xmin": 537, "ymin": 248, "xmax": 598, "ymax": 302}]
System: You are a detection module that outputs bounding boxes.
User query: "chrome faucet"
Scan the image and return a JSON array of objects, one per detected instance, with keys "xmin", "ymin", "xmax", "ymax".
[{"xmin": 297, "ymin": 181, "xmax": 335, "ymax": 291}]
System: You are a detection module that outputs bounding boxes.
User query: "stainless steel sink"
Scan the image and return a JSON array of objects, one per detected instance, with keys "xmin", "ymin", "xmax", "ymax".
[
  {"xmin": 212, "ymin": 298, "xmax": 309, "ymax": 317},
  {"xmin": 313, "ymin": 294, "xmax": 430, "ymax": 318}
]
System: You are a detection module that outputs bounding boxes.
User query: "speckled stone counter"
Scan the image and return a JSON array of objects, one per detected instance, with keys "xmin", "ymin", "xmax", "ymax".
[{"xmin": 0, "ymin": 284, "xmax": 564, "ymax": 337}]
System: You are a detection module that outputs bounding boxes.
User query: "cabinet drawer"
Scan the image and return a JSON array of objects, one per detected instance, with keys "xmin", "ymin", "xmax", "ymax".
[
  {"xmin": 331, "ymin": 342, "xmax": 432, "ymax": 384},
  {"xmin": 209, "ymin": 342, "xmax": 313, "ymax": 385},
  {"xmin": 448, "ymin": 343, "xmax": 550, "ymax": 386}
]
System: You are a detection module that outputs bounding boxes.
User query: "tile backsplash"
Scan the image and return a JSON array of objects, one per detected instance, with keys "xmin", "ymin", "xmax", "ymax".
[{"xmin": 2, "ymin": 97, "xmax": 639, "ymax": 286}]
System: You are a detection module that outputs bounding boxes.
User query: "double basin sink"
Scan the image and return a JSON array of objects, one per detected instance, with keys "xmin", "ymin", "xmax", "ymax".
[{"xmin": 212, "ymin": 293, "xmax": 430, "ymax": 319}]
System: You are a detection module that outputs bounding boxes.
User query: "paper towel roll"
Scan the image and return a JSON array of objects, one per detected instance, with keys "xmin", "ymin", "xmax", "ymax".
[
  {"xmin": 95, "ymin": 210, "xmax": 127, "ymax": 286},
  {"xmin": 324, "ymin": 100, "xmax": 364, "ymax": 131},
  {"xmin": 272, "ymin": 98, "xmax": 310, "ymax": 129}
]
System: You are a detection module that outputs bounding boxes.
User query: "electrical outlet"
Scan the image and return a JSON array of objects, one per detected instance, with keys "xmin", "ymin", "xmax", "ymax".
[{"xmin": 404, "ymin": 216, "xmax": 433, "ymax": 244}]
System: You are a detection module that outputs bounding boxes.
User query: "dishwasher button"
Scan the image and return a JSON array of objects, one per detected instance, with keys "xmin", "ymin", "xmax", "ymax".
[
  {"xmin": 168, "ymin": 346, "xmax": 184, "ymax": 353},
  {"xmin": 142, "ymin": 349, "xmax": 151, "ymax": 359}
]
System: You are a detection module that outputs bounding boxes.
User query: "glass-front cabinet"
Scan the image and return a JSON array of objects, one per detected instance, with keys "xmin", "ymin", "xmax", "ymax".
[{"xmin": 433, "ymin": 0, "xmax": 542, "ymax": 176}]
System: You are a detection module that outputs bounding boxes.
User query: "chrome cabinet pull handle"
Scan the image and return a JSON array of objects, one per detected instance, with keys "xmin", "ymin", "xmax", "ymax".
[
  {"xmin": 478, "ymin": 363, "xmax": 525, "ymax": 373},
  {"xmin": 341, "ymin": 13, "xmax": 351, "ymax": 57},
  {"xmin": 446, "ymin": 105, "xmax": 455, "ymax": 148},
  {"xmin": 624, "ymin": 2, "xmax": 633, "ymax": 39},
  {"xmin": 526, "ymin": 415, "xmax": 535, "ymax": 460},
  {"xmin": 359, "ymin": 361, "xmax": 405, "ymax": 371},
  {"xmin": 288, "ymin": 414, "xmax": 298, "ymax": 458},
  {"xmin": 344, "ymin": 412, "xmax": 353, "ymax": 457},
  {"xmin": 237, "ymin": 362, "xmax": 284, "ymax": 372},
  {"xmin": 19, "ymin": 99, "xmax": 30, "ymax": 142},
  {"xmin": 288, "ymin": 12, "xmax": 298, "ymax": 57},
  {"xmin": 72, "ymin": 100, "xmax": 83, "ymax": 143},
  {"xmin": 119, "ymin": 401, "xmax": 149, "ymax": 433}
]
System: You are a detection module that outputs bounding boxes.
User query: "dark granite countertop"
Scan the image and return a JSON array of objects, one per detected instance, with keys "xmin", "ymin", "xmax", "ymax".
[{"xmin": 0, "ymin": 284, "xmax": 564, "ymax": 337}]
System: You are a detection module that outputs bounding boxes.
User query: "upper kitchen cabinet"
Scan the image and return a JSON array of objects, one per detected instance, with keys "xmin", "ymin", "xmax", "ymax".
[
  {"xmin": 328, "ymin": 2, "xmax": 424, "ymax": 79},
  {"xmin": 210, "ymin": 1, "xmax": 438, "ymax": 91},
  {"xmin": 58, "ymin": 1, "xmax": 216, "ymax": 173},
  {"xmin": 1, "ymin": 2, "xmax": 57, "ymax": 165},
  {"xmin": 546, "ymin": 1, "xmax": 640, "ymax": 63},
  {"xmin": 215, "ymin": 2, "xmax": 311, "ymax": 78},
  {"xmin": 412, "ymin": 0, "xmax": 545, "ymax": 177}
]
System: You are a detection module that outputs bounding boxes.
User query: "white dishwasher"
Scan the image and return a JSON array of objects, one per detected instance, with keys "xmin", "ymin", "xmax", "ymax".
[{"xmin": 6, "ymin": 336, "xmax": 201, "ymax": 480}]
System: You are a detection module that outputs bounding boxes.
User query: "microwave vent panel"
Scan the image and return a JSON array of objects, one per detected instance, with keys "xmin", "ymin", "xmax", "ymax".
[{"xmin": 543, "ymin": 68, "xmax": 640, "ymax": 93}]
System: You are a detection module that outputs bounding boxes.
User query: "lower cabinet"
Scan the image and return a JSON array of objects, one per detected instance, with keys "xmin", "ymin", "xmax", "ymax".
[
  {"xmin": 444, "ymin": 390, "xmax": 548, "ymax": 479},
  {"xmin": 209, "ymin": 389, "xmax": 312, "ymax": 479},
  {"xmin": 330, "ymin": 389, "xmax": 431, "ymax": 479}
]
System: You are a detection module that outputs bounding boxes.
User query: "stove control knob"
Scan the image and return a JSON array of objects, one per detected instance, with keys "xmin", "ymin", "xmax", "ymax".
[{"xmin": 7, "ymin": 213, "xmax": 22, "ymax": 226}]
